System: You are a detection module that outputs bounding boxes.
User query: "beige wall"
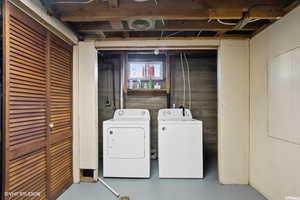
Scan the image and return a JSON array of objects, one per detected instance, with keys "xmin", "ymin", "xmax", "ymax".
[
  {"xmin": 77, "ymin": 42, "xmax": 99, "ymax": 179},
  {"xmin": 218, "ymin": 40, "xmax": 250, "ymax": 184},
  {"xmin": 250, "ymin": 5, "xmax": 300, "ymax": 200},
  {"xmin": 73, "ymin": 45, "xmax": 80, "ymax": 183}
]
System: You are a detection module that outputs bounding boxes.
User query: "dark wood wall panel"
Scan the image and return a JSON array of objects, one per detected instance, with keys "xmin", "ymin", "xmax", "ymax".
[
  {"xmin": 48, "ymin": 33, "xmax": 73, "ymax": 199},
  {"xmin": 4, "ymin": 2, "xmax": 73, "ymax": 200}
]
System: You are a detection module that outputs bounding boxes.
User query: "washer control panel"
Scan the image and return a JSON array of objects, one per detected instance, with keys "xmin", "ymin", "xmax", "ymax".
[
  {"xmin": 113, "ymin": 109, "xmax": 150, "ymax": 120},
  {"xmin": 158, "ymin": 109, "xmax": 192, "ymax": 120}
]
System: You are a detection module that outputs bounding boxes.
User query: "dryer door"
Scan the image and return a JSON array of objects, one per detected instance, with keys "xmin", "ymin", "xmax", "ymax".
[{"xmin": 108, "ymin": 127, "xmax": 145, "ymax": 159}]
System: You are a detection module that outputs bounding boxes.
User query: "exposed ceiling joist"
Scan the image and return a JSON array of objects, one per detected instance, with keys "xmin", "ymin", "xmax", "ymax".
[
  {"xmin": 108, "ymin": 0, "xmax": 119, "ymax": 8},
  {"xmin": 60, "ymin": 8, "xmax": 283, "ymax": 22},
  {"xmin": 96, "ymin": 30, "xmax": 106, "ymax": 38},
  {"xmin": 122, "ymin": 31, "xmax": 130, "ymax": 38},
  {"xmin": 76, "ymin": 20, "xmax": 261, "ymax": 33},
  {"xmin": 50, "ymin": 0, "xmax": 300, "ymax": 39},
  {"xmin": 283, "ymin": 0, "xmax": 300, "ymax": 14},
  {"xmin": 110, "ymin": 20, "xmax": 124, "ymax": 30},
  {"xmin": 215, "ymin": 30, "xmax": 227, "ymax": 37},
  {"xmin": 208, "ymin": 8, "xmax": 282, "ymax": 20},
  {"xmin": 91, "ymin": 36, "xmax": 249, "ymax": 42}
]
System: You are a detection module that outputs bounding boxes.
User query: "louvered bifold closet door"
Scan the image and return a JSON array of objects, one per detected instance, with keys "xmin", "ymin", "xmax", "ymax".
[
  {"xmin": 47, "ymin": 33, "xmax": 73, "ymax": 200},
  {"xmin": 4, "ymin": 3, "xmax": 48, "ymax": 199}
]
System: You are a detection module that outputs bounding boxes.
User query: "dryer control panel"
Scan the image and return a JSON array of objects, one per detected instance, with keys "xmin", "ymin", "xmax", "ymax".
[
  {"xmin": 158, "ymin": 109, "xmax": 193, "ymax": 121},
  {"xmin": 113, "ymin": 109, "xmax": 150, "ymax": 120}
]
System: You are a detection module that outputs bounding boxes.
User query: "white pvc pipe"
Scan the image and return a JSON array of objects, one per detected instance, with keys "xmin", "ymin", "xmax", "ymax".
[
  {"xmin": 120, "ymin": 53, "xmax": 125, "ymax": 109},
  {"xmin": 98, "ymin": 178, "xmax": 120, "ymax": 198},
  {"xmin": 52, "ymin": 0, "xmax": 95, "ymax": 4}
]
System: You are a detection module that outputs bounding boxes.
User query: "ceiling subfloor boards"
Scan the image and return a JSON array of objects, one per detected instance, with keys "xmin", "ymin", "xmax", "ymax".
[{"xmin": 48, "ymin": 0, "xmax": 299, "ymax": 39}]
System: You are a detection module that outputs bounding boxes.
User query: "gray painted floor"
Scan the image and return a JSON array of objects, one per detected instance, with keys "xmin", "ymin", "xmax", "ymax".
[{"xmin": 58, "ymin": 155, "xmax": 266, "ymax": 200}]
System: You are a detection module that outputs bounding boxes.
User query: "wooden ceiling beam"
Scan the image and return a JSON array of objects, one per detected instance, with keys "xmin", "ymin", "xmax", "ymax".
[
  {"xmin": 208, "ymin": 8, "xmax": 282, "ymax": 20},
  {"xmin": 107, "ymin": 1, "xmax": 122, "ymax": 31},
  {"xmin": 95, "ymin": 30, "xmax": 106, "ymax": 38},
  {"xmin": 60, "ymin": 7, "xmax": 283, "ymax": 22},
  {"xmin": 89, "ymin": 36, "xmax": 250, "ymax": 42},
  {"xmin": 75, "ymin": 20, "xmax": 261, "ymax": 33},
  {"xmin": 108, "ymin": 0, "xmax": 119, "ymax": 8},
  {"xmin": 283, "ymin": 0, "xmax": 300, "ymax": 14},
  {"xmin": 215, "ymin": 30, "xmax": 227, "ymax": 37},
  {"xmin": 110, "ymin": 20, "xmax": 124, "ymax": 30}
]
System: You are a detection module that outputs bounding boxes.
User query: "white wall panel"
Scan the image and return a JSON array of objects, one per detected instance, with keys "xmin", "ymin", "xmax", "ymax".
[
  {"xmin": 269, "ymin": 49, "xmax": 300, "ymax": 145},
  {"xmin": 73, "ymin": 45, "xmax": 80, "ymax": 183},
  {"xmin": 218, "ymin": 40, "xmax": 250, "ymax": 184},
  {"xmin": 292, "ymin": 48, "xmax": 300, "ymax": 143},
  {"xmin": 78, "ymin": 42, "xmax": 99, "ymax": 170},
  {"xmin": 250, "ymin": 5, "xmax": 300, "ymax": 200}
]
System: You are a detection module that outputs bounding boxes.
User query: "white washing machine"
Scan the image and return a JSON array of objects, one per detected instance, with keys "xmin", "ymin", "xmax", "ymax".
[
  {"xmin": 103, "ymin": 109, "xmax": 150, "ymax": 178},
  {"xmin": 158, "ymin": 109, "xmax": 203, "ymax": 178}
]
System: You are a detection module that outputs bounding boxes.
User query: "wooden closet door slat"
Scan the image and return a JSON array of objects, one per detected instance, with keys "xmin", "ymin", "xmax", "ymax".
[
  {"xmin": 47, "ymin": 33, "xmax": 73, "ymax": 200},
  {"xmin": 4, "ymin": 2, "xmax": 48, "ymax": 199}
]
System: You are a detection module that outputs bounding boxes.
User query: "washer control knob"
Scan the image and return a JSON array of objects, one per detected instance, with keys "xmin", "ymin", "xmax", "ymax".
[
  {"xmin": 109, "ymin": 131, "xmax": 113, "ymax": 135},
  {"xmin": 162, "ymin": 127, "xmax": 166, "ymax": 131}
]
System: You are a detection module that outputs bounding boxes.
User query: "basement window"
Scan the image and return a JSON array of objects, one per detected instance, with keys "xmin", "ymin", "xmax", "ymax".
[
  {"xmin": 125, "ymin": 52, "xmax": 170, "ymax": 95},
  {"xmin": 128, "ymin": 61, "xmax": 163, "ymax": 80}
]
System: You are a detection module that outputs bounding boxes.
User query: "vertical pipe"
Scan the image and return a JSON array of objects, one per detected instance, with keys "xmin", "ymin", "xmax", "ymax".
[
  {"xmin": 111, "ymin": 63, "xmax": 116, "ymax": 110},
  {"xmin": 120, "ymin": 52, "xmax": 125, "ymax": 109}
]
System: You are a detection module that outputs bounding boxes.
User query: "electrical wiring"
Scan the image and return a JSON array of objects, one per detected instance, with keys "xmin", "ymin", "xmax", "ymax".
[
  {"xmin": 183, "ymin": 53, "xmax": 192, "ymax": 110},
  {"xmin": 197, "ymin": 31, "xmax": 202, "ymax": 37},
  {"xmin": 160, "ymin": 30, "xmax": 164, "ymax": 38},
  {"xmin": 52, "ymin": 0, "xmax": 95, "ymax": 4},
  {"xmin": 249, "ymin": 19, "xmax": 260, "ymax": 23},
  {"xmin": 217, "ymin": 18, "xmax": 261, "ymax": 27},
  {"xmin": 217, "ymin": 19, "xmax": 237, "ymax": 26},
  {"xmin": 180, "ymin": 53, "xmax": 186, "ymax": 107},
  {"xmin": 165, "ymin": 31, "xmax": 182, "ymax": 38},
  {"xmin": 161, "ymin": 17, "xmax": 165, "ymax": 26}
]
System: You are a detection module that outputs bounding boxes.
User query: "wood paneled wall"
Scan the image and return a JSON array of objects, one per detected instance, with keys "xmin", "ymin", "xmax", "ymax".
[
  {"xmin": 98, "ymin": 56, "xmax": 121, "ymax": 157},
  {"xmin": 3, "ymin": 2, "xmax": 73, "ymax": 200}
]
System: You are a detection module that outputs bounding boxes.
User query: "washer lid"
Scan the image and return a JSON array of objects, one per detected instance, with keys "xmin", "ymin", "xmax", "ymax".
[
  {"xmin": 113, "ymin": 109, "xmax": 150, "ymax": 121},
  {"xmin": 158, "ymin": 109, "xmax": 193, "ymax": 121}
]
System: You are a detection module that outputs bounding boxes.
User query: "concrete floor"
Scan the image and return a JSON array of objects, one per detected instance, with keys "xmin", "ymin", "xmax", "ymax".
[{"xmin": 58, "ymin": 155, "xmax": 266, "ymax": 200}]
